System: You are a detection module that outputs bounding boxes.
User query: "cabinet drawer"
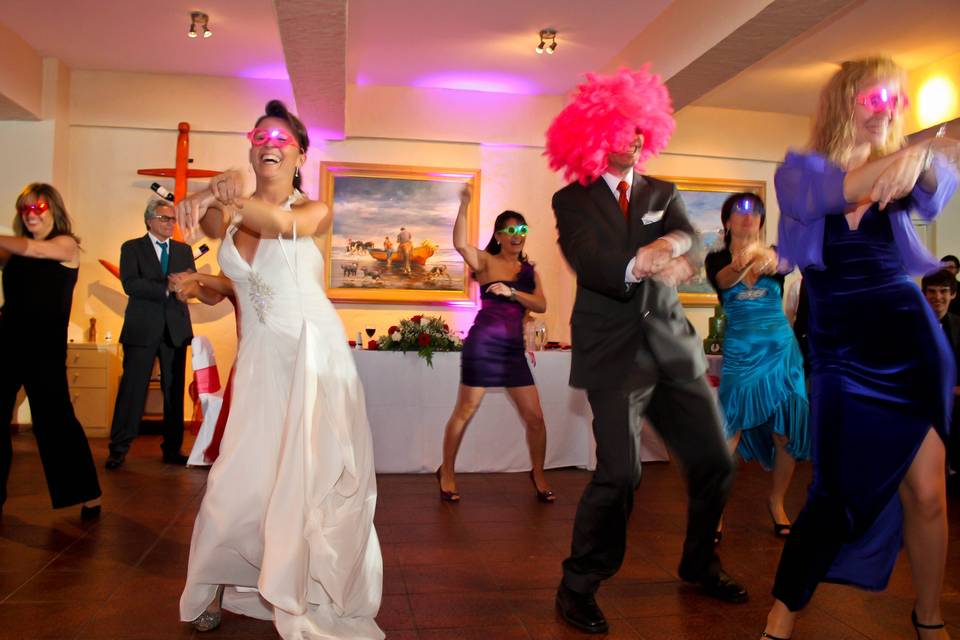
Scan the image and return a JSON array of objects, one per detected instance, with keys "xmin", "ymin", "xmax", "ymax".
[
  {"xmin": 67, "ymin": 349, "xmax": 108, "ymax": 368},
  {"xmin": 70, "ymin": 388, "xmax": 109, "ymax": 428},
  {"xmin": 67, "ymin": 368, "xmax": 107, "ymax": 389}
]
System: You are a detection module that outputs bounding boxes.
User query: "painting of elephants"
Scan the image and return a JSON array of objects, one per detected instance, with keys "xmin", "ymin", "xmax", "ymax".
[{"xmin": 321, "ymin": 162, "xmax": 480, "ymax": 304}]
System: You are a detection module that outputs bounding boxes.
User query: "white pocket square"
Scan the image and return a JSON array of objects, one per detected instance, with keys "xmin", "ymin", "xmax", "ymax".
[{"xmin": 641, "ymin": 210, "xmax": 665, "ymax": 224}]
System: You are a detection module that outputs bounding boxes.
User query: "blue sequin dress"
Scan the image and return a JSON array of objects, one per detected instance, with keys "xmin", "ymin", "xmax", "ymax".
[{"xmin": 705, "ymin": 251, "xmax": 810, "ymax": 469}]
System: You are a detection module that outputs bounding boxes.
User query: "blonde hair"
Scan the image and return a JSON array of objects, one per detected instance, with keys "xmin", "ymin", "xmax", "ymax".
[
  {"xmin": 810, "ymin": 56, "xmax": 907, "ymax": 166},
  {"xmin": 13, "ymin": 182, "xmax": 79, "ymax": 243}
]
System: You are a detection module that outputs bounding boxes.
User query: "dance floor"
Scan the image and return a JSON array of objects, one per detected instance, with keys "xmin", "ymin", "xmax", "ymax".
[{"xmin": 0, "ymin": 432, "xmax": 958, "ymax": 639}]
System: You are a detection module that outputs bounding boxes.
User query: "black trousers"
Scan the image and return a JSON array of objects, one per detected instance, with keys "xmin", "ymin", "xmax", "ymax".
[
  {"xmin": 562, "ymin": 374, "xmax": 734, "ymax": 594},
  {"xmin": 109, "ymin": 330, "xmax": 187, "ymax": 457},
  {"xmin": 0, "ymin": 346, "xmax": 102, "ymax": 509}
]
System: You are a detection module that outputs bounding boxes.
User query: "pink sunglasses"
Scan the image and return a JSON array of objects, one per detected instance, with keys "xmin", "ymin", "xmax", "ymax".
[
  {"xmin": 856, "ymin": 85, "xmax": 909, "ymax": 113},
  {"xmin": 246, "ymin": 127, "xmax": 301, "ymax": 150}
]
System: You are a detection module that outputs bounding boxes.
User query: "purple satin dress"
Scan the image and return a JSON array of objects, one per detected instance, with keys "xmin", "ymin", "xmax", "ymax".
[{"xmin": 461, "ymin": 261, "xmax": 536, "ymax": 388}]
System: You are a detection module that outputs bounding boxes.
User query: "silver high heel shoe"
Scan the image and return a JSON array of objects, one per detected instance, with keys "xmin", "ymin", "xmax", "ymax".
[{"xmin": 191, "ymin": 586, "xmax": 224, "ymax": 632}]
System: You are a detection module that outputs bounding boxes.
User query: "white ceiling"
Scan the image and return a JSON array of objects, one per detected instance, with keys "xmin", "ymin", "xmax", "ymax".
[
  {"xmin": 0, "ymin": 0, "xmax": 287, "ymax": 79},
  {"xmin": 0, "ymin": 0, "xmax": 958, "ymax": 115},
  {"xmin": 695, "ymin": 0, "xmax": 960, "ymax": 115},
  {"xmin": 345, "ymin": 0, "xmax": 673, "ymax": 95}
]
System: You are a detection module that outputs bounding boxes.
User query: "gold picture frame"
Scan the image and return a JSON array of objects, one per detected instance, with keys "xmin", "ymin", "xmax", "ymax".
[
  {"xmin": 320, "ymin": 162, "xmax": 480, "ymax": 304},
  {"xmin": 652, "ymin": 176, "xmax": 767, "ymax": 307}
]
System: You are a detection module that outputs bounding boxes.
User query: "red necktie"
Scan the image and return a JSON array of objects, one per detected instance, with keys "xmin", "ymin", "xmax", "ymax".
[{"xmin": 617, "ymin": 180, "xmax": 630, "ymax": 222}]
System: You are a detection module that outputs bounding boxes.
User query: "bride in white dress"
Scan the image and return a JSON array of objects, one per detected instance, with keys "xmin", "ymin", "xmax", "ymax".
[{"xmin": 176, "ymin": 100, "xmax": 383, "ymax": 639}]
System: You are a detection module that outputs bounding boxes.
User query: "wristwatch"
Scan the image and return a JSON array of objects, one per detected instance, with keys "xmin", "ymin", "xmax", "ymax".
[{"xmin": 509, "ymin": 287, "xmax": 518, "ymax": 301}]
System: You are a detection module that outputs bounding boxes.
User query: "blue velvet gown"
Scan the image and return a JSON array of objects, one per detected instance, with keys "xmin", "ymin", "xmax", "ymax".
[
  {"xmin": 772, "ymin": 152, "xmax": 957, "ymax": 610},
  {"xmin": 461, "ymin": 261, "xmax": 536, "ymax": 388}
]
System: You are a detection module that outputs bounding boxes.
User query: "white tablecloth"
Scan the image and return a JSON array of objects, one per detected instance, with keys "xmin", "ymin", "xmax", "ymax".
[{"xmin": 352, "ymin": 350, "xmax": 670, "ymax": 473}]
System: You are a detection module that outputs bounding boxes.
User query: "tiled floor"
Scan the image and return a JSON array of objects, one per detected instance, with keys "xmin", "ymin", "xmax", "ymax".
[{"xmin": 0, "ymin": 432, "xmax": 958, "ymax": 639}]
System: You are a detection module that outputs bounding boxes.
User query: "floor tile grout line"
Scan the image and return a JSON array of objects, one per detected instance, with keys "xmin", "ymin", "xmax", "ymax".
[
  {"xmin": 69, "ymin": 495, "xmax": 199, "ymax": 640},
  {"xmin": 0, "ymin": 514, "xmax": 108, "ymax": 606}
]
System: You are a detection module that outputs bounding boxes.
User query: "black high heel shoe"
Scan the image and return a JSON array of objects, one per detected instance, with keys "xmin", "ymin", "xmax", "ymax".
[
  {"xmin": 435, "ymin": 467, "xmax": 460, "ymax": 502},
  {"xmin": 80, "ymin": 504, "xmax": 101, "ymax": 521},
  {"xmin": 912, "ymin": 610, "xmax": 945, "ymax": 639},
  {"xmin": 768, "ymin": 506, "xmax": 791, "ymax": 538},
  {"xmin": 529, "ymin": 471, "xmax": 556, "ymax": 503}
]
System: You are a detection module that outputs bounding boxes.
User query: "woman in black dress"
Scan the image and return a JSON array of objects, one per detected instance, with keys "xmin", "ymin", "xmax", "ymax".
[{"xmin": 0, "ymin": 183, "xmax": 101, "ymax": 519}]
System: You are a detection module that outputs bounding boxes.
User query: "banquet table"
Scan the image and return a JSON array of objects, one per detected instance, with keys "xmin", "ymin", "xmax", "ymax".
[{"xmin": 352, "ymin": 350, "xmax": 671, "ymax": 473}]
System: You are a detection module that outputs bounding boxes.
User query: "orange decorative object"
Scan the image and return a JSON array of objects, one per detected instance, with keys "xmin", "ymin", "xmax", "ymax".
[
  {"xmin": 137, "ymin": 122, "xmax": 220, "ymax": 241},
  {"xmin": 98, "ymin": 259, "xmax": 121, "ymax": 279},
  {"xmin": 101, "ymin": 122, "xmax": 221, "ymax": 279}
]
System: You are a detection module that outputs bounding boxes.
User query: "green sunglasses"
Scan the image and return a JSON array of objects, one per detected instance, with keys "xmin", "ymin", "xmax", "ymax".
[{"xmin": 497, "ymin": 224, "xmax": 529, "ymax": 237}]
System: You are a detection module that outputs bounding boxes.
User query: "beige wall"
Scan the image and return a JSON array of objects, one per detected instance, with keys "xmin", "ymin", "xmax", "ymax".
[
  {"xmin": 3, "ymin": 68, "xmax": 816, "ymax": 418},
  {"xmin": 0, "ymin": 21, "xmax": 44, "ymax": 119}
]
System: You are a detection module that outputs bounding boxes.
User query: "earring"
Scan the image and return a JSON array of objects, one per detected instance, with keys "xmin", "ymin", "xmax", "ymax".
[{"xmin": 295, "ymin": 167, "xmax": 300, "ymax": 178}]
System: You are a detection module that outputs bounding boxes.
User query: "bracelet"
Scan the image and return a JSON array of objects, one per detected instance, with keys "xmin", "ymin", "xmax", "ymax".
[
  {"xmin": 921, "ymin": 143, "xmax": 935, "ymax": 173},
  {"xmin": 509, "ymin": 287, "xmax": 518, "ymax": 301}
]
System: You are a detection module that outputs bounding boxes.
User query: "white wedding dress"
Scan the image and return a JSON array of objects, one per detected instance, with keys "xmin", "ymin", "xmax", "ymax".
[{"xmin": 180, "ymin": 194, "xmax": 384, "ymax": 639}]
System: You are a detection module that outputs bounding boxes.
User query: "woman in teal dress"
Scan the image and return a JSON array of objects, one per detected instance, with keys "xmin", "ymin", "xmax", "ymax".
[{"xmin": 705, "ymin": 193, "xmax": 810, "ymax": 540}]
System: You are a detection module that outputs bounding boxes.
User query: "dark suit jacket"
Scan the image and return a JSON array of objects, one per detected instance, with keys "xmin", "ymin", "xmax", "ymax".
[
  {"xmin": 553, "ymin": 174, "xmax": 706, "ymax": 390},
  {"xmin": 118, "ymin": 234, "xmax": 195, "ymax": 347},
  {"xmin": 942, "ymin": 312, "xmax": 960, "ymax": 372}
]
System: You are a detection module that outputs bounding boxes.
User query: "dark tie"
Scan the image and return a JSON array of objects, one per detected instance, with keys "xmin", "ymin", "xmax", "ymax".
[
  {"xmin": 617, "ymin": 180, "xmax": 630, "ymax": 222},
  {"xmin": 156, "ymin": 241, "xmax": 169, "ymax": 275}
]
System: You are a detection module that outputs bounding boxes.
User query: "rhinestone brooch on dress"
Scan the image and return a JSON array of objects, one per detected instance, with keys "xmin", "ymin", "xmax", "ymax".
[{"xmin": 248, "ymin": 271, "xmax": 274, "ymax": 323}]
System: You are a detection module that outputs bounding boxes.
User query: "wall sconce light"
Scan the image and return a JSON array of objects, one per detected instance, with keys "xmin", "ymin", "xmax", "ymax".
[
  {"xmin": 188, "ymin": 11, "xmax": 212, "ymax": 39},
  {"xmin": 536, "ymin": 29, "xmax": 558, "ymax": 55}
]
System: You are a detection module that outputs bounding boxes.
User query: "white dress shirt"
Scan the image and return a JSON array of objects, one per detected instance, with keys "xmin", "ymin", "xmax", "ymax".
[
  {"xmin": 148, "ymin": 232, "xmax": 170, "ymax": 264},
  {"xmin": 602, "ymin": 171, "xmax": 692, "ymax": 283},
  {"xmin": 148, "ymin": 232, "xmax": 171, "ymax": 295}
]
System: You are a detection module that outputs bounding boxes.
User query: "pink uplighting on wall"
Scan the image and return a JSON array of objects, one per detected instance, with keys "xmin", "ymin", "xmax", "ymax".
[
  {"xmin": 237, "ymin": 63, "xmax": 290, "ymax": 80},
  {"xmin": 412, "ymin": 72, "xmax": 541, "ymax": 95}
]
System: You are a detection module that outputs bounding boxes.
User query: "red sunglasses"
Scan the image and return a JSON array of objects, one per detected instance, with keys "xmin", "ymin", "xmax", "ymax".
[
  {"xmin": 856, "ymin": 85, "xmax": 909, "ymax": 113},
  {"xmin": 246, "ymin": 127, "xmax": 301, "ymax": 150},
  {"xmin": 18, "ymin": 201, "xmax": 50, "ymax": 217}
]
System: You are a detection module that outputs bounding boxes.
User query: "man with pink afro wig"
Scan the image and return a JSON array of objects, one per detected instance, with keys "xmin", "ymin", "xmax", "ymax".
[{"xmin": 549, "ymin": 67, "xmax": 748, "ymax": 635}]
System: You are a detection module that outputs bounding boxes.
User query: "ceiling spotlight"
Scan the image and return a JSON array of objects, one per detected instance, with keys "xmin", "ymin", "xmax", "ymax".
[
  {"xmin": 188, "ymin": 11, "xmax": 212, "ymax": 39},
  {"xmin": 536, "ymin": 29, "xmax": 557, "ymax": 55}
]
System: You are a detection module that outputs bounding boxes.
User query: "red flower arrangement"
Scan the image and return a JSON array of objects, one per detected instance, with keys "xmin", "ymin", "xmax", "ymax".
[{"xmin": 376, "ymin": 315, "xmax": 462, "ymax": 366}]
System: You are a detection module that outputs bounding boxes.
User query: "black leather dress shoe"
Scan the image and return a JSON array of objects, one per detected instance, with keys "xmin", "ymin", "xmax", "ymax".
[
  {"xmin": 690, "ymin": 570, "xmax": 748, "ymax": 603},
  {"xmin": 105, "ymin": 453, "xmax": 125, "ymax": 470},
  {"xmin": 80, "ymin": 504, "xmax": 101, "ymax": 521},
  {"xmin": 162, "ymin": 452, "xmax": 189, "ymax": 466},
  {"xmin": 555, "ymin": 582, "xmax": 609, "ymax": 634}
]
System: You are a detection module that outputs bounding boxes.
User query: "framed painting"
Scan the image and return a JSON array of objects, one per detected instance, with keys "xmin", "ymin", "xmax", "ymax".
[
  {"xmin": 320, "ymin": 162, "xmax": 480, "ymax": 304},
  {"xmin": 653, "ymin": 176, "xmax": 766, "ymax": 306}
]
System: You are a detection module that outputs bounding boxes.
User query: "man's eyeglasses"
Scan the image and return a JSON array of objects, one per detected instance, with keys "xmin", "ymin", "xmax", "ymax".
[
  {"xmin": 18, "ymin": 201, "xmax": 49, "ymax": 217},
  {"xmin": 247, "ymin": 127, "xmax": 301, "ymax": 150},
  {"xmin": 856, "ymin": 85, "xmax": 909, "ymax": 114},
  {"xmin": 152, "ymin": 215, "xmax": 176, "ymax": 224},
  {"xmin": 497, "ymin": 224, "xmax": 529, "ymax": 237}
]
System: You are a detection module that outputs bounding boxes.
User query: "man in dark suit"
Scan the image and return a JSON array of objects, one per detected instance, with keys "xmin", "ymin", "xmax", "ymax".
[
  {"xmin": 922, "ymin": 268, "xmax": 960, "ymax": 494},
  {"xmin": 106, "ymin": 198, "xmax": 195, "ymax": 469},
  {"xmin": 546, "ymin": 69, "xmax": 746, "ymax": 635}
]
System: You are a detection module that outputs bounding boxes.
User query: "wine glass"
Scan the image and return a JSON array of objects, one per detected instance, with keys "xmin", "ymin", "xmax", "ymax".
[
  {"xmin": 365, "ymin": 326, "xmax": 376, "ymax": 339},
  {"xmin": 534, "ymin": 324, "xmax": 547, "ymax": 351}
]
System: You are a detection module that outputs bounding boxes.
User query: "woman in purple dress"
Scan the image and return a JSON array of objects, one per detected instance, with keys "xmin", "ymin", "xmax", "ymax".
[
  {"xmin": 437, "ymin": 185, "xmax": 554, "ymax": 503},
  {"xmin": 761, "ymin": 57, "xmax": 959, "ymax": 640}
]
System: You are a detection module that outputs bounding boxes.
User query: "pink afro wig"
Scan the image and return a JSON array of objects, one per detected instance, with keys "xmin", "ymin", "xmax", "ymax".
[{"xmin": 545, "ymin": 66, "xmax": 675, "ymax": 185}]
